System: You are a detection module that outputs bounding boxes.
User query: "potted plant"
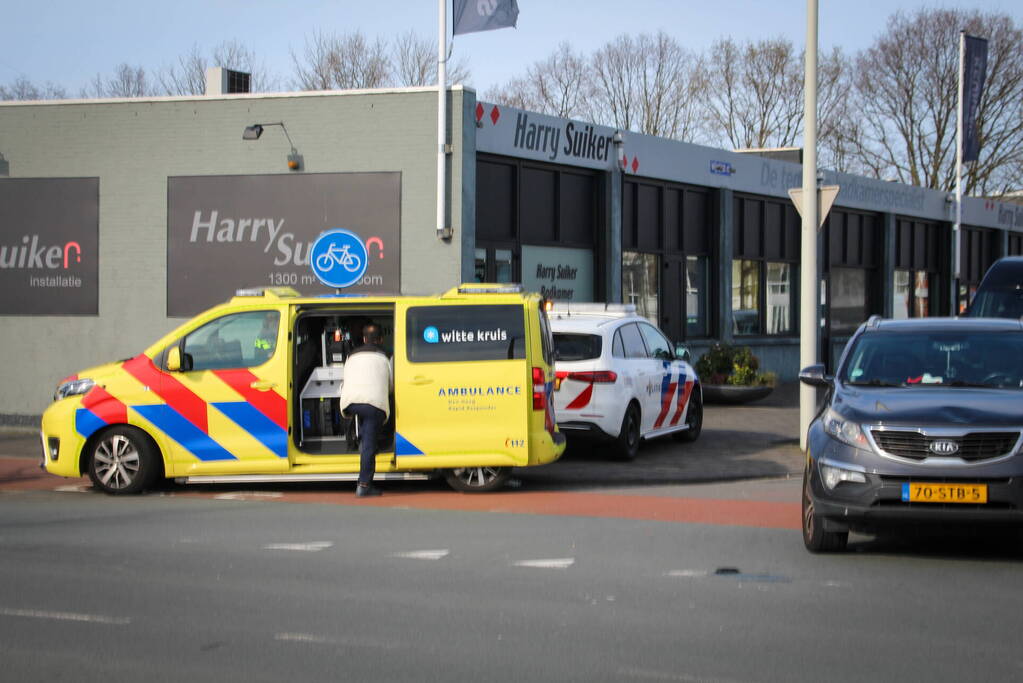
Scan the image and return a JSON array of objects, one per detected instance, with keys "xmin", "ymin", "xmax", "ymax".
[{"xmin": 695, "ymin": 343, "xmax": 776, "ymax": 404}]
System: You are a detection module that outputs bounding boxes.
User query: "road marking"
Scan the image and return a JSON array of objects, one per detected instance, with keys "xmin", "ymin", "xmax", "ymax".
[
  {"xmin": 664, "ymin": 569, "xmax": 708, "ymax": 578},
  {"xmin": 514, "ymin": 558, "xmax": 575, "ymax": 569},
  {"xmin": 215, "ymin": 492, "xmax": 283, "ymax": 501},
  {"xmin": 275, "ymin": 632, "xmax": 329, "ymax": 643},
  {"xmin": 54, "ymin": 485, "xmax": 90, "ymax": 493},
  {"xmin": 391, "ymin": 549, "xmax": 450, "ymax": 560},
  {"xmin": 0, "ymin": 607, "xmax": 130, "ymax": 625},
  {"xmin": 262, "ymin": 541, "xmax": 333, "ymax": 552}
]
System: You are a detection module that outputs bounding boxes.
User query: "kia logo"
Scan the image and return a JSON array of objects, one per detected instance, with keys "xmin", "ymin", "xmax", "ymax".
[{"xmin": 929, "ymin": 439, "xmax": 960, "ymax": 456}]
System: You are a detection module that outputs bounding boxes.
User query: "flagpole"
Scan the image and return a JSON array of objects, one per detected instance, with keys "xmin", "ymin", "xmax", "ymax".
[
  {"xmin": 437, "ymin": 0, "xmax": 450, "ymax": 240},
  {"xmin": 954, "ymin": 30, "xmax": 964, "ymax": 312}
]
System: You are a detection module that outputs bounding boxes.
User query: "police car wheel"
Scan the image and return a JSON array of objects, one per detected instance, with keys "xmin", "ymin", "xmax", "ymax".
[
  {"xmin": 87, "ymin": 426, "xmax": 160, "ymax": 495},
  {"xmin": 612, "ymin": 403, "xmax": 641, "ymax": 461},
  {"xmin": 444, "ymin": 466, "xmax": 510, "ymax": 493},
  {"xmin": 673, "ymin": 391, "xmax": 703, "ymax": 443}
]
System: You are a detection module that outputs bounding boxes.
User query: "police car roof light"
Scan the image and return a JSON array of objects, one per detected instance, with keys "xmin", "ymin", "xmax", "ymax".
[{"xmin": 549, "ymin": 302, "xmax": 637, "ymax": 318}]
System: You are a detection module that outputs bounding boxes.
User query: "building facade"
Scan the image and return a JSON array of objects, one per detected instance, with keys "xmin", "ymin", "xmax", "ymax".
[{"xmin": 2, "ymin": 86, "xmax": 1022, "ymax": 421}]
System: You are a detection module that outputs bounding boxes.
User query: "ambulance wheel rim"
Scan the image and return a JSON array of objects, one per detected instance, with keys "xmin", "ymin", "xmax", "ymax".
[{"xmin": 93, "ymin": 434, "xmax": 141, "ymax": 490}]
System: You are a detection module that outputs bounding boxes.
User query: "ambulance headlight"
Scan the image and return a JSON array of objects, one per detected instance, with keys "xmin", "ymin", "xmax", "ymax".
[{"xmin": 54, "ymin": 378, "xmax": 95, "ymax": 401}]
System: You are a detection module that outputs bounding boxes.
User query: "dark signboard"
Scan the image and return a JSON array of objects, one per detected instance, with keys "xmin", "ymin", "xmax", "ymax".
[
  {"xmin": 167, "ymin": 173, "xmax": 401, "ymax": 317},
  {"xmin": 0, "ymin": 178, "xmax": 99, "ymax": 315}
]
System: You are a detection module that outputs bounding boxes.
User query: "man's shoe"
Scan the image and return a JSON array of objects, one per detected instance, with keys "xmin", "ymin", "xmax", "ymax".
[{"xmin": 356, "ymin": 485, "xmax": 382, "ymax": 498}]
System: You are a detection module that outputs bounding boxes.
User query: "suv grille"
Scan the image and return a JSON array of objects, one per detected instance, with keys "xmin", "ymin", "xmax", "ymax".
[{"xmin": 871, "ymin": 430, "xmax": 1019, "ymax": 462}]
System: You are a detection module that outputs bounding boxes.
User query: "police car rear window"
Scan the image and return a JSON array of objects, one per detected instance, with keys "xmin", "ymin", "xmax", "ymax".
[
  {"xmin": 553, "ymin": 333, "xmax": 602, "ymax": 361},
  {"xmin": 406, "ymin": 305, "xmax": 526, "ymax": 362}
]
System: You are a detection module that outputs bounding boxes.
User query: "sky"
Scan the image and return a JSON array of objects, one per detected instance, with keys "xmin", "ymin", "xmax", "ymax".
[{"xmin": 4, "ymin": 1, "xmax": 1021, "ymax": 97}]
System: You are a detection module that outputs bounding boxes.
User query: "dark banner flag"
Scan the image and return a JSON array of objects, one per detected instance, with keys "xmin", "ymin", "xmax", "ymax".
[
  {"xmin": 452, "ymin": 0, "xmax": 519, "ymax": 35},
  {"xmin": 962, "ymin": 34, "xmax": 988, "ymax": 162}
]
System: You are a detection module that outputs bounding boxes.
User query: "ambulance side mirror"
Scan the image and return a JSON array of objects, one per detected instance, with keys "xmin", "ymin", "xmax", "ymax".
[{"xmin": 166, "ymin": 347, "xmax": 182, "ymax": 372}]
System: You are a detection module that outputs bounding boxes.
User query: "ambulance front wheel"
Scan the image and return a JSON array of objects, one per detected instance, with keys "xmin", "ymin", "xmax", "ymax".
[
  {"xmin": 443, "ymin": 466, "xmax": 511, "ymax": 493},
  {"xmin": 87, "ymin": 426, "xmax": 161, "ymax": 495}
]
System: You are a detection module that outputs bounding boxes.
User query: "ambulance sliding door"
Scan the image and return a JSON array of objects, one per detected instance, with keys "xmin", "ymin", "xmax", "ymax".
[{"xmin": 394, "ymin": 302, "xmax": 529, "ymax": 469}]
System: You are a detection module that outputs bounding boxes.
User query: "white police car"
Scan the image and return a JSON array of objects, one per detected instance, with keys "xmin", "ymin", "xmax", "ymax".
[{"xmin": 549, "ymin": 303, "xmax": 702, "ymax": 459}]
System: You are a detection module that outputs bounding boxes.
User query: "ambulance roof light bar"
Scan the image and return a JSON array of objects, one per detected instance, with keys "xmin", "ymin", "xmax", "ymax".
[
  {"xmin": 234, "ymin": 286, "xmax": 301, "ymax": 299},
  {"xmin": 451, "ymin": 283, "xmax": 524, "ymax": 295}
]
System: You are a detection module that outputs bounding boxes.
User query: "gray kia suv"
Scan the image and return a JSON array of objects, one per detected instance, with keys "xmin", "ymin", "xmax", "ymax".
[{"xmin": 800, "ymin": 316, "xmax": 1023, "ymax": 552}]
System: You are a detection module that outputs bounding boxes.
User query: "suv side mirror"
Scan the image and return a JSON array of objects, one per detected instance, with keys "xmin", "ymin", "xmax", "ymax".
[
  {"xmin": 799, "ymin": 363, "xmax": 832, "ymax": 388},
  {"xmin": 166, "ymin": 347, "xmax": 182, "ymax": 372},
  {"xmin": 675, "ymin": 343, "xmax": 692, "ymax": 363}
]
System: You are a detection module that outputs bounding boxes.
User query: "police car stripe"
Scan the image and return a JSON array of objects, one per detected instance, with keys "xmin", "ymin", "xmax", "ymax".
[
  {"xmin": 132, "ymin": 404, "xmax": 236, "ymax": 461},
  {"xmin": 123, "ymin": 355, "xmax": 209, "ymax": 434},
  {"xmin": 653, "ymin": 365, "xmax": 677, "ymax": 429},
  {"xmin": 211, "ymin": 401, "xmax": 288, "ymax": 459},
  {"xmin": 669, "ymin": 379, "xmax": 695, "ymax": 426},
  {"xmin": 211, "ymin": 369, "xmax": 288, "ymax": 431}
]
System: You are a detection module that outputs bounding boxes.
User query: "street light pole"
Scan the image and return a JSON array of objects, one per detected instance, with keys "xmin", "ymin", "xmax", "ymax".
[{"xmin": 799, "ymin": 0, "xmax": 819, "ymax": 452}]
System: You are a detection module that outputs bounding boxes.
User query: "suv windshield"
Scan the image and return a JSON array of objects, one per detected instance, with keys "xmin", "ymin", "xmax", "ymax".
[
  {"xmin": 841, "ymin": 330, "xmax": 1023, "ymax": 388},
  {"xmin": 554, "ymin": 333, "xmax": 602, "ymax": 361}
]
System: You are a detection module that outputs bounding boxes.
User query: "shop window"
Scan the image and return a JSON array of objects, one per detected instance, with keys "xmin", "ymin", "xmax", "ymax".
[
  {"xmin": 731, "ymin": 260, "xmax": 760, "ymax": 335},
  {"xmin": 474, "ymin": 247, "xmax": 516, "ymax": 283},
  {"xmin": 830, "ymin": 268, "xmax": 867, "ymax": 332},
  {"xmin": 893, "ymin": 269, "xmax": 933, "ymax": 319},
  {"xmin": 622, "ymin": 251, "xmax": 659, "ymax": 323},
  {"xmin": 766, "ymin": 262, "xmax": 792, "ymax": 334},
  {"xmin": 685, "ymin": 256, "xmax": 709, "ymax": 338}
]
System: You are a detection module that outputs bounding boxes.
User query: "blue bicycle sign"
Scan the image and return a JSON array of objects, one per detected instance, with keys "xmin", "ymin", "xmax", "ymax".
[{"xmin": 310, "ymin": 229, "xmax": 369, "ymax": 289}]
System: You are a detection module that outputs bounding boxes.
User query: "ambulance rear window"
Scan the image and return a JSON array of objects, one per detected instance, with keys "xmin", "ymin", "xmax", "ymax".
[
  {"xmin": 406, "ymin": 305, "xmax": 525, "ymax": 362},
  {"xmin": 553, "ymin": 334, "xmax": 602, "ymax": 361}
]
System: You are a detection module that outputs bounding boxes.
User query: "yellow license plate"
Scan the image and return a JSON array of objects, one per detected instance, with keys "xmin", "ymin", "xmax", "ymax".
[{"xmin": 902, "ymin": 482, "xmax": 987, "ymax": 503}]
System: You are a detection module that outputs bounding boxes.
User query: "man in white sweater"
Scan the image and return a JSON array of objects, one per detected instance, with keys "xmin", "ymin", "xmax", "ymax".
[{"xmin": 339, "ymin": 323, "xmax": 394, "ymax": 497}]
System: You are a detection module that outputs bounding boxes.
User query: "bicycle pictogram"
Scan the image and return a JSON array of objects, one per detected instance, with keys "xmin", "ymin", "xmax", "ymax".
[
  {"xmin": 315, "ymin": 243, "xmax": 362, "ymax": 273},
  {"xmin": 310, "ymin": 229, "xmax": 369, "ymax": 289}
]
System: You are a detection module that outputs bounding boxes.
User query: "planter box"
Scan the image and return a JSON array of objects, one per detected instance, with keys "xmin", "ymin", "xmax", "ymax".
[{"xmin": 702, "ymin": 384, "xmax": 774, "ymax": 405}]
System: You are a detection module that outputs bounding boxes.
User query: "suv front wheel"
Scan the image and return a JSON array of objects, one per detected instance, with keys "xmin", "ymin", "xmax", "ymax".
[{"xmin": 802, "ymin": 467, "xmax": 848, "ymax": 552}]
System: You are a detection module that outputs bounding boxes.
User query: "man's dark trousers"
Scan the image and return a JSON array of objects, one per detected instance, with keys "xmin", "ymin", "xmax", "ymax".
[{"xmin": 347, "ymin": 402, "xmax": 386, "ymax": 486}]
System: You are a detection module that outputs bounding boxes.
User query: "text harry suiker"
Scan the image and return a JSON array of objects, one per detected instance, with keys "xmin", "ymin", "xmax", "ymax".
[{"xmin": 513, "ymin": 113, "xmax": 614, "ymax": 163}]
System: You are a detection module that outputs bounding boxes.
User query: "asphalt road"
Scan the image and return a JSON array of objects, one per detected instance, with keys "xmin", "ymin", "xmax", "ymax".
[{"xmin": 2, "ymin": 481, "xmax": 1022, "ymax": 683}]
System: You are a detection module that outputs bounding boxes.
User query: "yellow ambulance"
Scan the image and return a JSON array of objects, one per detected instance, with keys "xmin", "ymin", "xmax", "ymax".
[{"xmin": 40, "ymin": 284, "xmax": 565, "ymax": 493}]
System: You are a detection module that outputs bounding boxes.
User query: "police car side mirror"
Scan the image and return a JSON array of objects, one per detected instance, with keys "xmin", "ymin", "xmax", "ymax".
[{"xmin": 674, "ymin": 344, "xmax": 692, "ymax": 363}]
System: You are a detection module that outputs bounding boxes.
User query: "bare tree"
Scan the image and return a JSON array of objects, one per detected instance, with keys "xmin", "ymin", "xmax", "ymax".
[
  {"xmin": 393, "ymin": 30, "xmax": 470, "ymax": 86},
  {"xmin": 82, "ymin": 64, "xmax": 155, "ymax": 98},
  {"xmin": 483, "ymin": 43, "xmax": 592, "ymax": 118},
  {"xmin": 160, "ymin": 40, "xmax": 280, "ymax": 95},
  {"xmin": 590, "ymin": 32, "xmax": 704, "ymax": 139},
  {"xmin": 292, "ymin": 30, "xmax": 390, "ymax": 91},
  {"xmin": 0, "ymin": 76, "xmax": 67, "ymax": 100},
  {"xmin": 849, "ymin": 8, "xmax": 1023, "ymax": 194},
  {"xmin": 702, "ymin": 37, "xmax": 805, "ymax": 150}
]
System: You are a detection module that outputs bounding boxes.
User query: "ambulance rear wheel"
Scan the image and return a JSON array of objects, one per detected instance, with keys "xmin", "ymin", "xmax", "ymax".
[
  {"xmin": 444, "ymin": 466, "xmax": 511, "ymax": 493},
  {"xmin": 87, "ymin": 426, "xmax": 160, "ymax": 495}
]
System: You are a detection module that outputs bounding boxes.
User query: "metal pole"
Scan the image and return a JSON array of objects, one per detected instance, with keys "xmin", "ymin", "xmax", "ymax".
[
  {"xmin": 799, "ymin": 0, "xmax": 819, "ymax": 452},
  {"xmin": 436, "ymin": 0, "xmax": 449, "ymax": 239},
  {"xmin": 954, "ymin": 30, "xmax": 965, "ymax": 313}
]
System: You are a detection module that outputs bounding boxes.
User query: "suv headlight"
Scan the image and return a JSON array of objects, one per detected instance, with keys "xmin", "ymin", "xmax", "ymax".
[
  {"xmin": 54, "ymin": 378, "xmax": 95, "ymax": 401},
  {"xmin": 821, "ymin": 407, "xmax": 869, "ymax": 450}
]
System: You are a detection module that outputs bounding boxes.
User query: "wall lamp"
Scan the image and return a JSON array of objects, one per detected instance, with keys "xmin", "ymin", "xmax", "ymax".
[{"xmin": 242, "ymin": 122, "xmax": 303, "ymax": 171}]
